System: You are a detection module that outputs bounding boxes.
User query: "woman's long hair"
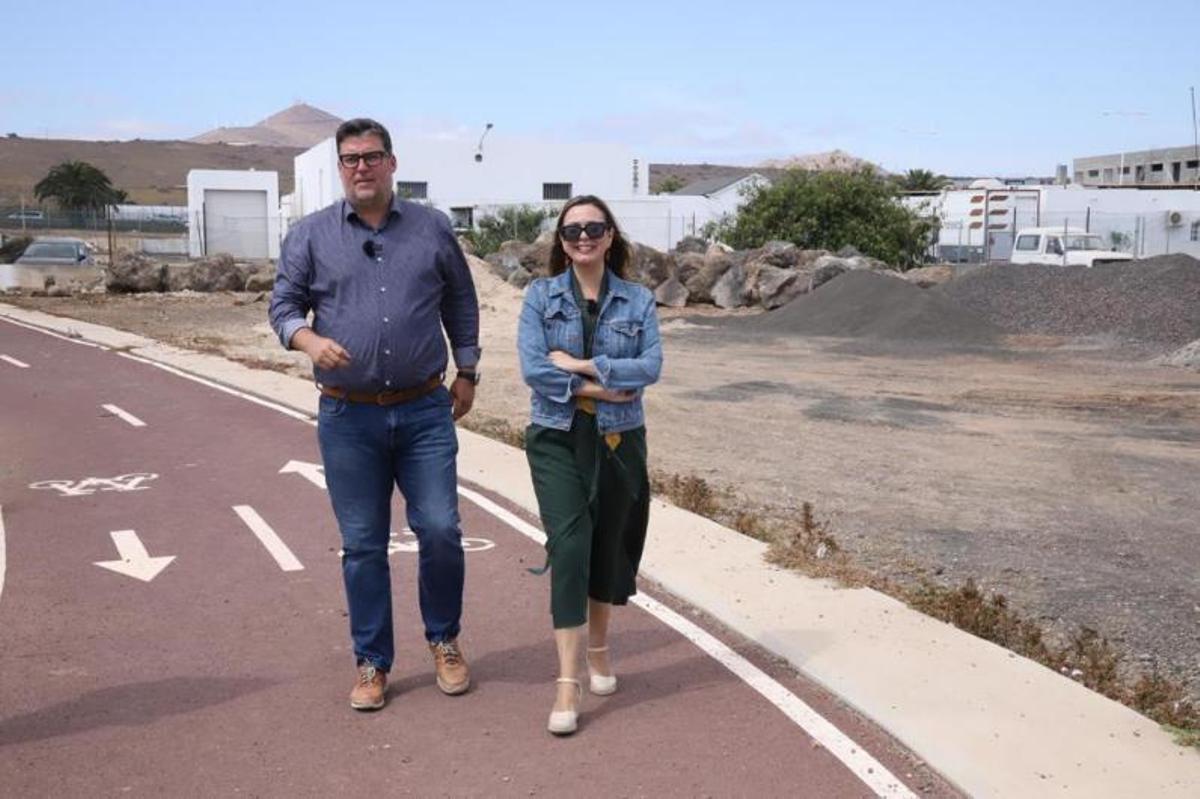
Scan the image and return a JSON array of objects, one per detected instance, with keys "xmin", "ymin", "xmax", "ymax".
[{"xmin": 548, "ymin": 194, "xmax": 633, "ymax": 279}]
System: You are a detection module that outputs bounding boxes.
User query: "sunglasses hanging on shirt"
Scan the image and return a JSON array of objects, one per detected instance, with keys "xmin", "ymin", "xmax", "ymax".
[{"xmin": 559, "ymin": 221, "xmax": 611, "ymax": 242}]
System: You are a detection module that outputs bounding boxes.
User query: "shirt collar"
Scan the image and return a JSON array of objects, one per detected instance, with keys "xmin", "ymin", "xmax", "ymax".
[{"xmin": 341, "ymin": 194, "xmax": 404, "ymax": 228}]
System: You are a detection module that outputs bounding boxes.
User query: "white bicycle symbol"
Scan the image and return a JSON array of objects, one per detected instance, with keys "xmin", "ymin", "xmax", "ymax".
[{"xmin": 337, "ymin": 528, "xmax": 495, "ymax": 557}]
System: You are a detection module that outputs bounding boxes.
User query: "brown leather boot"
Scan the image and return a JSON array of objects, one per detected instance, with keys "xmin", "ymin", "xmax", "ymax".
[
  {"xmin": 429, "ymin": 639, "xmax": 471, "ymax": 695},
  {"xmin": 349, "ymin": 663, "xmax": 387, "ymax": 711}
]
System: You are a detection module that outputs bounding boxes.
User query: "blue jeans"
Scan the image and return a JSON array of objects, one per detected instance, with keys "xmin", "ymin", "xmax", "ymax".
[{"xmin": 317, "ymin": 386, "xmax": 464, "ymax": 672}]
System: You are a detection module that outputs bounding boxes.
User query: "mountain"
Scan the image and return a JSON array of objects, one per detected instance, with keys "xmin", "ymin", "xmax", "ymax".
[
  {"xmin": 190, "ymin": 103, "xmax": 343, "ymax": 148},
  {"xmin": 650, "ymin": 150, "xmax": 881, "ymax": 193},
  {"xmin": 0, "ymin": 137, "xmax": 301, "ymax": 206},
  {"xmin": 757, "ymin": 149, "xmax": 878, "ymax": 172}
]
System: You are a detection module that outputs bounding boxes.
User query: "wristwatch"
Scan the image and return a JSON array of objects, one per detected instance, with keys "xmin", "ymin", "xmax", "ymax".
[{"xmin": 456, "ymin": 368, "xmax": 481, "ymax": 386}]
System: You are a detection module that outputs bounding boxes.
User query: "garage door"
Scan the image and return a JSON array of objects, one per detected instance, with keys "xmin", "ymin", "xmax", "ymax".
[{"xmin": 204, "ymin": 189, "xmax": 269, "ymax": 259}]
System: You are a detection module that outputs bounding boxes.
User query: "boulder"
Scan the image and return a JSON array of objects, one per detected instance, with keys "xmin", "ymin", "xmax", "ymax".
[
  {"xmin": 507, "ymin": 266, "xmax": 533, "ymax": 289},
  {"xmin": 760, "ymin": 240, "xmax": 800, "ymax": 268},
  {"xmin": 711, "ymin": 262, "xmax": 749, "ymax": 309},
  {"xmin": 673, "ymin": 252, "xmax": 705, "ymax": 286},
  {"xmin": 901, "ymin": 265, "xmax": 954, "ymax": 287},
  {"xmin": 107, "ymin": 252, "xmax": 166, "ymax": 293},
  {"xmin": 756, "ymin": 264, "xmax": 804, "ymax": 309},
  {"xmin": 245, "ymin": 267, "xmax": 276, "ymax": 292},
  {"xmin": 654, "ymin": 276, "xmax": 689, "ymax": 308},
  {"xmin": 809, "ymin": 255, "xmax": 854, "ymax": 290},
  {"xmin": 673, "ymin": 235, "xmax": 708, "ymax": 255},
  {"xmin": 630, "ymin": 243, "xmax": 674, "ymax": 289},
  {"xmin": 685, "ymin": 251, "xmax": 734, "ymax": 304},
  {"xmin": 187, "ymin": 253, "xmax": 246, "ymax": 292}
]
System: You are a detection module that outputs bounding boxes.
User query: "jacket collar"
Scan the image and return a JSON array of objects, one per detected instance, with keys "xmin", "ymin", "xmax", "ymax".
[{"xmin": 547, "ymin": 267, "xmax": 633, "ymax": 302}]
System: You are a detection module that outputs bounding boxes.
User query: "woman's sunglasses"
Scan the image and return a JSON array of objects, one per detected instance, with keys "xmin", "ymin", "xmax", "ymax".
[{"xmin": 559, "ymin": 221, "xmax": 611, "ymax": 241}]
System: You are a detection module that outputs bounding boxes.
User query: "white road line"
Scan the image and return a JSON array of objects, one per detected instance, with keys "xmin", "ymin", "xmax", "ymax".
[
  {"xmin": 0, "ymin": 505, "xmax": 6, "ymax": 604},
  {"xmin": 101, "ymin": 404, "xmax": 146, "ymax": 427},
  {"xmin": 456, "ymin": 486, "xmax": 916, "ymax": 799},
  {"xmin": 1, "ymin": 354, "xmax": 30, "ymax": 368},
  {"xmin": 0, "ymin": 315, "xmax": 105, "ymax": 348},
  {"xmin": 115, "ymin": 352, "xmax": 316, "ymax": 424},
  {"xmin": 232, "ymin": 505, "xmax": 304, "ymax": 572}
]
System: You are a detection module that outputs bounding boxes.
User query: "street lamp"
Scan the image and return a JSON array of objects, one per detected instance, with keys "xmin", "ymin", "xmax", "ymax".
[{"xmin": 475, "ymin": 122, "xmax": 493, "ymax": 163}]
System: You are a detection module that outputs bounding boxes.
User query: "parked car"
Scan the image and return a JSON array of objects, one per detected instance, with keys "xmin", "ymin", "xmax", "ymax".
[
  {"xmin": 14, "ymin": 237, "xmax": 94, "ymax": 266},
  {"xmin": 1009, "ymin": 227, "xmax": 1134, "ymax": 267}
]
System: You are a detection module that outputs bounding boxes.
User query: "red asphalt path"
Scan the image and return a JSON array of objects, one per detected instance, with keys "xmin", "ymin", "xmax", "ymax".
[{"xmin": 0, "ymin": 318, "xmax": 952, "ymax": 798}]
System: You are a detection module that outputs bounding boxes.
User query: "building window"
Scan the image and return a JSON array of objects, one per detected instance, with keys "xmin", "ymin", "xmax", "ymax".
[
  {"xmin": 450, "ymin": 207, "xmax": 474, "ymax": 230},
  {"xmin": 1087, "ymin": 169, "xmax": 1100, "ymax": 178},
  {"xmin": 543, "ymin": 182, "xmax": 572, "ymax": 201},
  {"xmin": 1150, "ymin": 163, "xmax": 1163, "ymax": 172},
  {"xmin": 396, "ymin": 181, "xmax": 428, "ymax": 199},
  {"xmin": 1187, "ymin": 160, "xmax": 1199, "ymax": 169},
  {"xmin": 1192, "ymin": 221, "xmax": 1200, "ymax": 242},
  {"xmin": 1121, "ymin": 166, "xmax": 1131, "ymax": 174}
]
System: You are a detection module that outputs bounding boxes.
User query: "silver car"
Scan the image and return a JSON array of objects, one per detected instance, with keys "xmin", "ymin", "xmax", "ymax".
[{"xmin": 15, "ymin": 237, "xmax": 94, "ymax": 266}]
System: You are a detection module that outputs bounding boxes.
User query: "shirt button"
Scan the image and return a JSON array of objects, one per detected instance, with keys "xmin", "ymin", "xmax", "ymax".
[
  {"xmin": 382, "ymin": 317, "xmax": 389, "ymax": 323},
  {"xmin": 384, "ymin": 349, "xmax": 391, "ymax": 355},
  {"xmin": 385, "ymin": 380, "xmax": 392, "ymax": 386},
  {"xmin": 380, "ymin": 287, "xmax": 386, "ymax": 292}
]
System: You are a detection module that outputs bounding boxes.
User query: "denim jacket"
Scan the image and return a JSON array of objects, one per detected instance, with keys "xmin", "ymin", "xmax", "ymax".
[{"xmin": 518, "ymin": 268, "xmax": 662, "ymax": 434}]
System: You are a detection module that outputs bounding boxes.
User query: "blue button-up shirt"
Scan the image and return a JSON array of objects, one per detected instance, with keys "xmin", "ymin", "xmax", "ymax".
[{"xmin": 269, "ymin": 196, "xmax": 480, "ymax": 393}]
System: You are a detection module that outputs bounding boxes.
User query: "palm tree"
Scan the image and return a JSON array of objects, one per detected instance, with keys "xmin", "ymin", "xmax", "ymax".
[
  {"xmin": 34, "ymin": 161, "xmax": 127, "ymax": 214},
  {"xmin": 898, "ymin": 168, "xmax": 950, "ymax": 192}
]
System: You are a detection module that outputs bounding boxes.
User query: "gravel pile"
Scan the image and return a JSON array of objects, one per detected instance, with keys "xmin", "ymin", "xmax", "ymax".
[
  {"xmin": 936, "ymin": 254, "xmax": 1200, "ymax": 345},
  {"xmin": 735, "ymin": 269, "xmax": 1001, "ymax": 344}
]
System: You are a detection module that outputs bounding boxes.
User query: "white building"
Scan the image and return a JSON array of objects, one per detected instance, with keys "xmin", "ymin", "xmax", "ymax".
[
  {"xmin": 904, "ymin": 182, "xmax": 1200, "ymax": 262},
  {"xmin": 287, "ymin": 134, "xmax": 762, "ymax": 252},
  {"xmin": 186, "ymin": 169, "xmax": 281, "ymax": 259},
  {"xmin": 665, "ymin": 173, "xmax": 769, "ymax": 240}
]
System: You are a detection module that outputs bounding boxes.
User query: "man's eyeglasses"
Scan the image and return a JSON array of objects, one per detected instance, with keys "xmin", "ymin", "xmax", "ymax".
[
  {"xmin": 338, "ymin": 150, "xmax": 389, "ymax": 169},
  {"xmin": 559, "ymin": 221, "xmax": 611, "ymax": 241}
]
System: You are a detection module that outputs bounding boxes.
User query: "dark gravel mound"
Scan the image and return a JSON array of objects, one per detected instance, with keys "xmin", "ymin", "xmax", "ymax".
[
  {"xmin": 736, "ymin": 269, "xmax": 1001, "ymax": 344},
  {"xmin": 937, "ymin": 255, "xmax": 1200, "ymax": 345}
]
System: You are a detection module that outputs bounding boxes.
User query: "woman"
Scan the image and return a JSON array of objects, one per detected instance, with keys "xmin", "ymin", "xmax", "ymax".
[{"xmin": 517, "ymin": 195, "xmax": 663, "ymax": 735}]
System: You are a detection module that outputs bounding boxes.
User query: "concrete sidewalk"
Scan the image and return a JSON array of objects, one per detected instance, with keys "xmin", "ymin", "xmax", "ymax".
[{"xmin": 4, "ymin": 303, "xmax": 1198, "ymax": 798}]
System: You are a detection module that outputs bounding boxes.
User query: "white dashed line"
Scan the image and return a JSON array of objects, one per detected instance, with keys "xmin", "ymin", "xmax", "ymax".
[
  {"xmin": 102, "ymin": 404, "xmax": 146, "ymax": 427},
  {"xmin": 232, "ymin": 505, "xmax": 304, "ymax": 572},
  {"xmin": 1, "ymin": 354, "xmax": 30, "ymax": 368}
]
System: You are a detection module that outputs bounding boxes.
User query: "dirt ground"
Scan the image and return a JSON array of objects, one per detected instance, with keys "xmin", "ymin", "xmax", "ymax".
[{"xmin": 5, "ymin": 261, "xmax": 1199, "ymax": 703}]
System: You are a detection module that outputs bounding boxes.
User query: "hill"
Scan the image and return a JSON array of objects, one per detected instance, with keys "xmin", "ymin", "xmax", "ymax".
[
  {"xmin": 190, "ymin": 102, "xmax": 343, "ymax": 148},
  {"xmin": 0, "ymin": 136, "xmax": 302, "ymax": 206}
]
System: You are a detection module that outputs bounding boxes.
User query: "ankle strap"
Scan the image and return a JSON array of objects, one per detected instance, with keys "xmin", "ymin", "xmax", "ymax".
[
  {"xmin": 587, "ymin": 646, "xmax": 608, "ymax": 653},
  {"xmin": 556, "ymin": 677, "xmax": 580, "ymax": 685}
]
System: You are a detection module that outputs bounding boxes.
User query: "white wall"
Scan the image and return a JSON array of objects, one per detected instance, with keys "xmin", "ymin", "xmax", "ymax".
[
  {"xmin": 292, "ymin": 134, "xmax": 647, "ymax": 221},
  {"xmin": 910, "ymin": 185, "xmax": 1200, "ymax": 261},
  {"xmin": 186, "ymin": 170, "xmax": 281, "ymax": 259}
]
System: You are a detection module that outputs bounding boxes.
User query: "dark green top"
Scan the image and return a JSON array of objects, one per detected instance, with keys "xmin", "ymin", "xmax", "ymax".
[{"xmin": 570, "ymin": 266, "xmax": 609, "ymax": 360}]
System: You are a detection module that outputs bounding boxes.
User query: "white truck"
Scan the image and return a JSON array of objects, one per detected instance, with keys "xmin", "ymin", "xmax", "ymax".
[{"xmin": 1008, "ymin": 226, "xmax": 1135, "ymax": 267}]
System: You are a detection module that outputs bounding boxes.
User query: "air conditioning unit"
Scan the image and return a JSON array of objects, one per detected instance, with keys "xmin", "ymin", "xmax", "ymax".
[{"xmin": 1166, "ymin": 210, "xmax": 1184, "ymax": 226}]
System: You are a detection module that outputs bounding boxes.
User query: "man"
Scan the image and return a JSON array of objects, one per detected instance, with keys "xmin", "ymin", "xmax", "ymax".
[{"xmin": 269, "ymin": 118, "xmax": 480, "ymax": 711}]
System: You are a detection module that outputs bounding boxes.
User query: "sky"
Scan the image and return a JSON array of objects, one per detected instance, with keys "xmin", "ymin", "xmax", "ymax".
[{"xmin": 4, "ymin": 0, "xmax": 1198, "ymax": 176}]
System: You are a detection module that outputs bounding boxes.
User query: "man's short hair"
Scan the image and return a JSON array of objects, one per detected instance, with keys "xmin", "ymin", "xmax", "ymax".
[{"xmin": 336, "ymin": 118, "xmax": 393, "ymax": 154}]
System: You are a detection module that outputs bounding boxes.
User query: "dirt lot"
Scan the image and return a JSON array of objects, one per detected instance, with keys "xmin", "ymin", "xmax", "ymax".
[{"xmin": 5, "ymin": 261, "xmax": 1199, "ymax": 704}]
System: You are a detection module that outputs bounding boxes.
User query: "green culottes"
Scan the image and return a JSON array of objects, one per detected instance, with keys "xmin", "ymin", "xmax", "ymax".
[{"xmin": 525, "ymin": 413, "xmax": 650, "ymax": 629}]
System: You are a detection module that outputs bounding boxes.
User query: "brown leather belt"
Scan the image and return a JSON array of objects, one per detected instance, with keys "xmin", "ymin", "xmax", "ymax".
[{"xmin": 319, "ymin": 374, "xmax": 442, "ymax": 405}]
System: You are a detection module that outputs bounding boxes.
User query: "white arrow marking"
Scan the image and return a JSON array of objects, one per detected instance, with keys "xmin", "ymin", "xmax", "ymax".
[
  {"xmin": 232, "ymin": 506, "xmax": 304, "ymax": 571},
  {"xmin": 1, "ymin": 355, "xmax": 30, "ymax": 368},
  {"xmin": 101, "ymin": 404, "xmax": 146, "ymax": 427},
  {"xmin": 279, "ymin": 459, "xmax": 326, "ymax": 489},
  {"xmin": 94, "ymin": 530, "xmax": 175, "ymax": 582}
]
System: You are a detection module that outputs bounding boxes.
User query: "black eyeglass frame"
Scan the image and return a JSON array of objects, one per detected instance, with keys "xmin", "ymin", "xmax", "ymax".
[
  {"xmin": 559, "ymin": 221, "xmax": 612, "ymax": 241},
  {"xmin": 337, "ymin": 150, "xmax": 390, "ymax": 169}
]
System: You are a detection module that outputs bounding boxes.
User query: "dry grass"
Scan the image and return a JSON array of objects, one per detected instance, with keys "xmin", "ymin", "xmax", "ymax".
[{"xmin": 458, "ymin": 414, "xmax": 527, "ymax": 450}]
